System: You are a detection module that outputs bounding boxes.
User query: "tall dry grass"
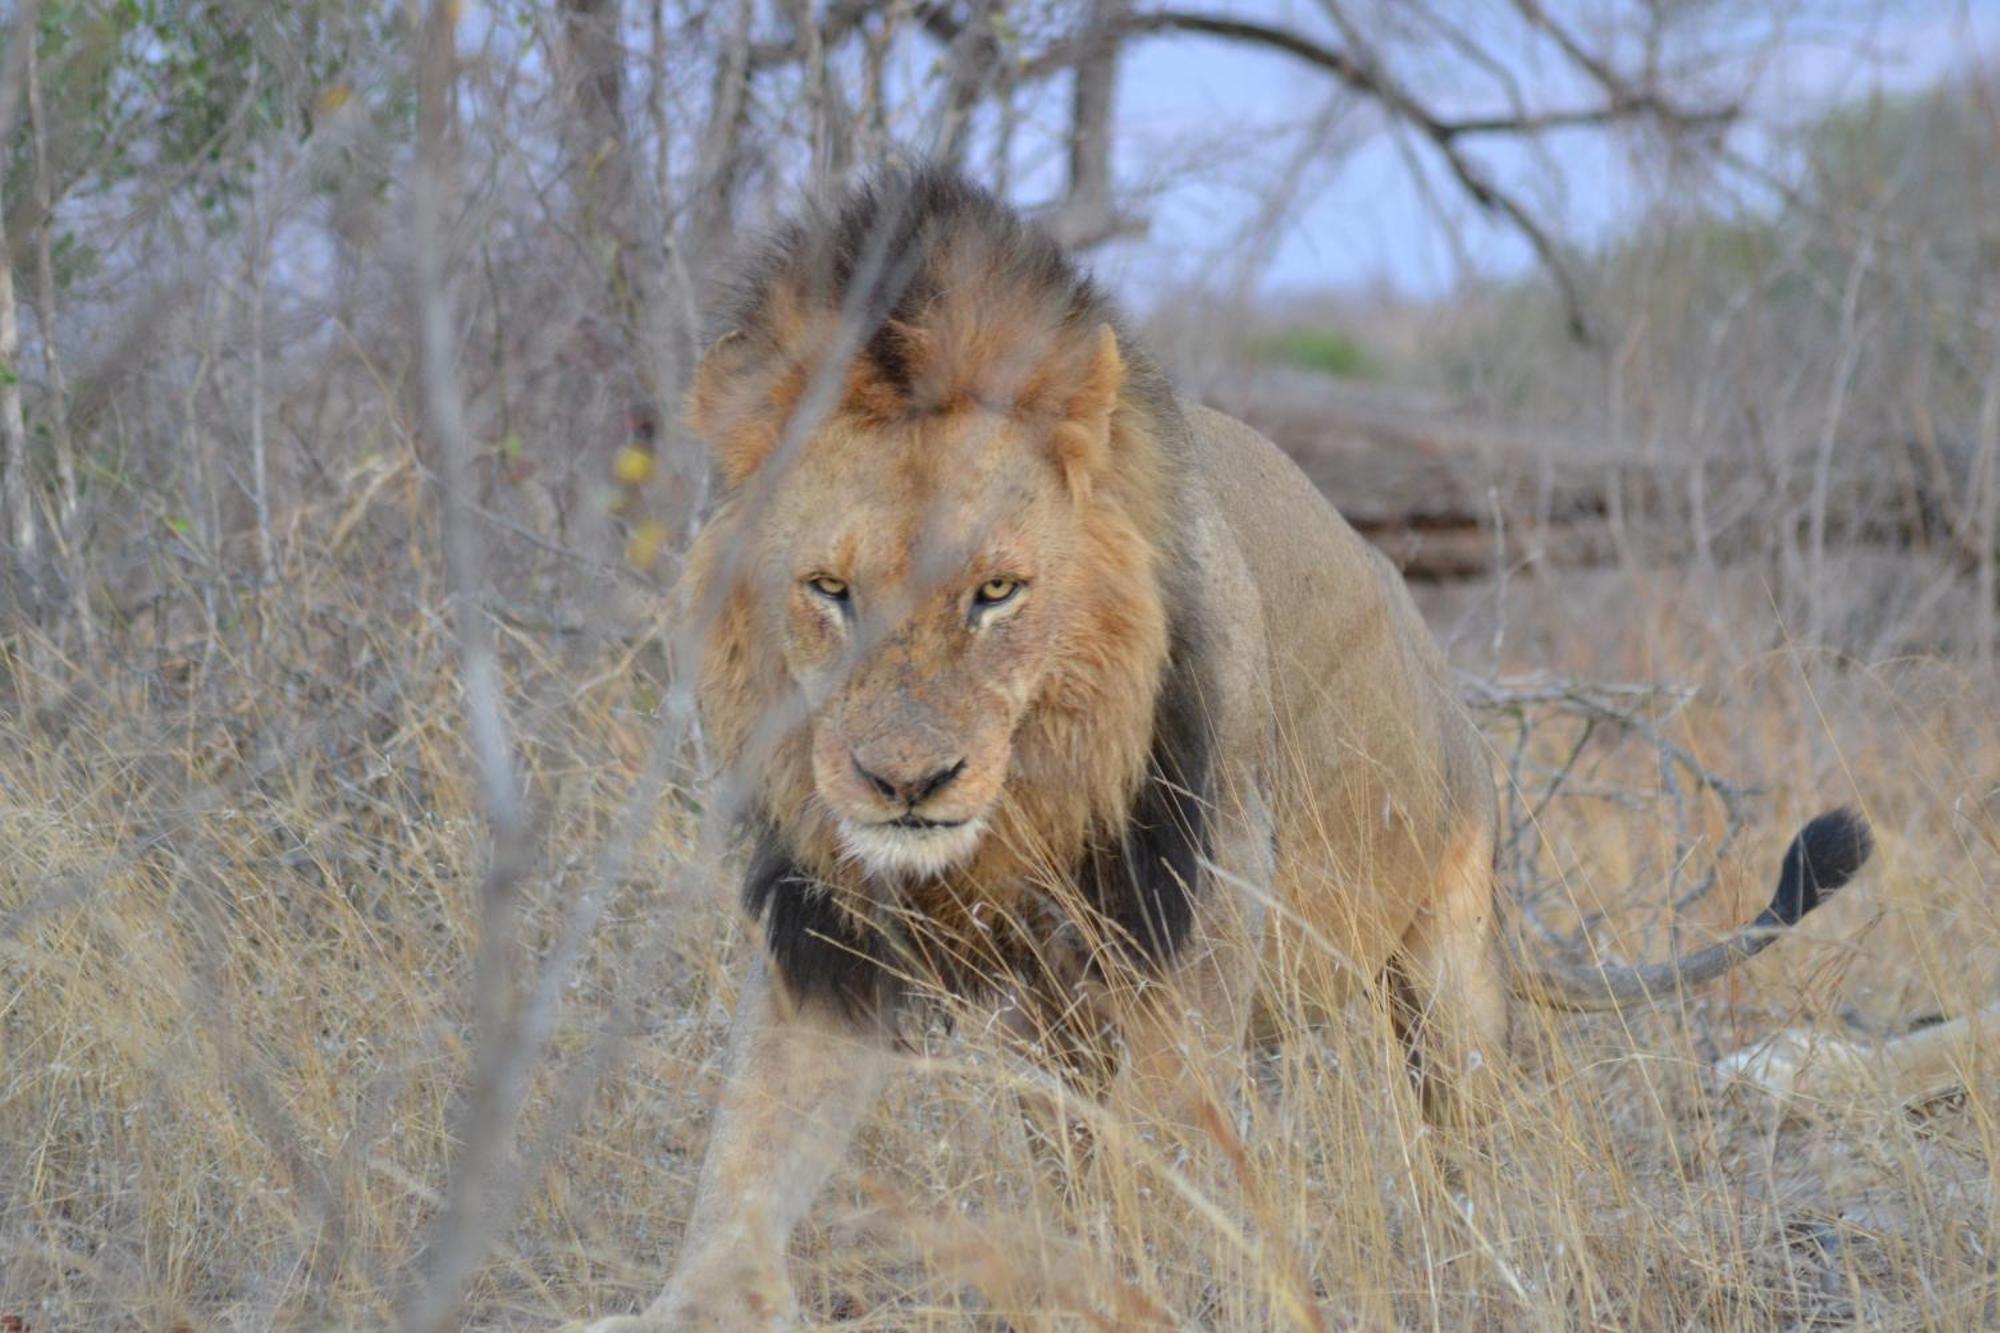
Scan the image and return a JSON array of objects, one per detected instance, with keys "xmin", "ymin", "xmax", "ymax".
[{"xmin": 4, "ymin": 489, "xmax": 1996, "ymax": 1327}]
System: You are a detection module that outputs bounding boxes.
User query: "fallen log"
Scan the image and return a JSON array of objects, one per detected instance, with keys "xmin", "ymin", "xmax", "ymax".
[
  {"xmin": 1204, "ymin": 370, "xmax": 1639, "ymax": 581},
  {"xmin": 1205, "ymin": 369, "xmax": 1994, "ymax": 586}
]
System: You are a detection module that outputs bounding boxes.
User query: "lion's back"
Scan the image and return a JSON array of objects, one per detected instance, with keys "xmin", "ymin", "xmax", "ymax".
[{"xmin": 1182, "ymin": 401, "xmax": 1494, "ymax": 968}]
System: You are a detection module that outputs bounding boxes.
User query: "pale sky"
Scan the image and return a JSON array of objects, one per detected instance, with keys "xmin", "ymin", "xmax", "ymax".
[{"xmin": 1070, "ymin": 1, "xmax": 2000, "ymax": 301}]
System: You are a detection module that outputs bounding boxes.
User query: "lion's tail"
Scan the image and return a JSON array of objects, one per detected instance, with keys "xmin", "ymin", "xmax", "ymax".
[{"xmin": 1509, "ymin": 808, "xmax": 1873, "ymax": 1013}]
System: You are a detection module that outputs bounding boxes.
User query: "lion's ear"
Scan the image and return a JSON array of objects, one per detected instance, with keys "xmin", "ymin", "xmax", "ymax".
[
  {"xmin": 688, "ymin": 331, "xmax": 779, "ymax": 487},
  {"xmin": 1050, "ymin": 323, "xmax": 1126, "ymax": 496}
]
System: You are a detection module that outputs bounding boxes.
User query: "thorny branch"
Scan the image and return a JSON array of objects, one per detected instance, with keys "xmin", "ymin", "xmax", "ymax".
[{"xmin": 1462, "ymin": 674, "xmax": 1760, "ymax": 955}]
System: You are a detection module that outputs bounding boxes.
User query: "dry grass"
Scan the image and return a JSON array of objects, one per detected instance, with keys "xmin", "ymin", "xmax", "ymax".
[{"xmin": 3, "ymin": 483, "xmax": 1996, "ymax": 1330}]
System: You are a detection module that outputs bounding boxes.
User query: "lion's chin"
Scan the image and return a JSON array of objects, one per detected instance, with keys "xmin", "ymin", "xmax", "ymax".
[{"xmin": 837, "ymin": 815, "xmax": 988, "ymax": 882}]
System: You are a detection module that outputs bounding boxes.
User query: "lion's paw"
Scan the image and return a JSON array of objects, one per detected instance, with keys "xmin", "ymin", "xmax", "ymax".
[
  {"xmin": 563, "ymin": 1301, "xmax": 792, "ymax": 1333},
  {"xmin": 566, "ymin": 1259, "xmax": 799, "ymax": 1332}
]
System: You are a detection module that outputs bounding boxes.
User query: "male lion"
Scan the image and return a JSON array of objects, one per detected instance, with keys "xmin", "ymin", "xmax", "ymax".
[{"xmin": 581, "ymin": 170, "xmax": 1872, "ymax": 1330}]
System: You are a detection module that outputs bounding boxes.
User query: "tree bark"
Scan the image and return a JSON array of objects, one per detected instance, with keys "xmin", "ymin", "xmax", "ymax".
[
  {"xmin": 1054, "ymin": 0, "xmax": 1126, "ymax": 244},
  {"xmin": 0, "ymin": 4, "xmax": 40, "ymax": 592},
  {"xmin": 933, "ymin": 0, "xmax": 1000, "ymax": 169},
  {"xmin": 689, "ymin": 0, "xmax": 755, "ymax": 268},
  {"xmin": 0, "ymin": 188, "xmax": 34, "ymax": 575},
  {"xmin": 561, "ymin": 0, "xmax": 650, "ymax": 309}
]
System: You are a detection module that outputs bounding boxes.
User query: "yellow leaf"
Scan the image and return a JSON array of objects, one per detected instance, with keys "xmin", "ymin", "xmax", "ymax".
[
  {"xmin": 626, "ymin": 520, "xmax": 668, "ymax": 570},
  {"xmin": 612, "ymin": 445, "xmax": 654, "ymax": 485}
]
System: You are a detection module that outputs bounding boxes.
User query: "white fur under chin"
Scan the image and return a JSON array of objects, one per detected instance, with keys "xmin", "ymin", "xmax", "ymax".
[{"xmin": 838, "ymin": 816, "xmax": 988, "ymax": 881}]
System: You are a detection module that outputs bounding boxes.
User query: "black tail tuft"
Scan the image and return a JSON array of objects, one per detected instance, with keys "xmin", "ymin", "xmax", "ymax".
[{"xmin": 1762, "ymin": 807, "xmax": 1874, "ymax": 927}]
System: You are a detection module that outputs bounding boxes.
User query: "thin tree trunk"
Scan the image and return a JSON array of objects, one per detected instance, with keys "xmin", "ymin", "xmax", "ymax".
[
  {"xmin": 565, "ymin": 0, "xmax": 699, "ymax": 546},
  {"xmin": 933, "ymin": 0, "xmax": 999, "ymax": 169},
  {"xmin": 1055, "ymin": 0, "xmax": 1125, "ymax": 241},
  {"xmin": 0, "ymin": 191, "xmax": 35, "ymax": 575},
  {"xmin": 249, "ymin": 193, "xmax": 275, "ymax": 592},
  {"xmin": 182, "ymin": 340, "xmax": 218, "ymax": 638},
  {"xmin": 1976, "ymin": 326, "xmax": 1999, "ymax": 674},
  {"xmin": 0, "ymin": 2, "xmax": 42, "ymax": 620},
  {"xmin": 792, "ymin": 0, "xmax": 829, "ymax": 187},
  {"xmin": 991, "ymin": 78, "xmax": 1016, "ymax": 194},
  {"xmin": 561, "ymin": 0, "xmax": 647, "ymax": 306},
  {"xmin": 860, "ymin": 4, "xmax": 894, "ymax": 171},
  {"xmin": 689, "ymin": 0, "xmax": 754, "ymax": 267},
  {"xmin": 562, "ymin": 0, "xmax": 637, "ymax": 226},
  {"xmin": 645, "ymin": 0, "xmax": 701, "ymax": 371},
  {"xmin": 648, "ymin": 0, "xmax": 670, "ymax": 204},
  {"xmin": 24, "ymin": 24, "xmax": 92, "ymax": 647},
  {"xmin": 1806, "ymin": 232, "xmax": 1873, "ymax": 647},
  {"xmin": 24, "ymin": 30, "xmax": 72, "ymax": 534}
]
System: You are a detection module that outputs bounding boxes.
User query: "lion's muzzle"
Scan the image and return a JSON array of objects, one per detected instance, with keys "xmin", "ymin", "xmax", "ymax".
[
  {"xmin": 852, "ymin": 752, "xmax": 967, "ymax": 808},
  {"xmin": 815, "ymin": 722, "xmax": 1001, "ymax": 881}
]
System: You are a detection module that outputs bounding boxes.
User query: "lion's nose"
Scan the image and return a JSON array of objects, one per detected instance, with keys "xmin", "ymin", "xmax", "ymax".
[{"xmin": 854, "ymin": 754, "xmax": 965, "ymax": 807}]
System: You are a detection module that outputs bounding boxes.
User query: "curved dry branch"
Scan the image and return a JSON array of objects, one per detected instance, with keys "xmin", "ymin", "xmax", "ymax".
[
  {"xmin": 1463, "ymin": 674, "xmax": 1761, "ymax": 954},
  {"xmin": 724, "ymin": 1, "xmax": 1738, "ymax": 339}
]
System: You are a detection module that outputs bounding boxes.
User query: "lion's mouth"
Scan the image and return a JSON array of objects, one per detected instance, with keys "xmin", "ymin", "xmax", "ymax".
[
  {"xmin": 839, "ymin": 811, "xmax": 989, "ymax": 880},
  {"xmin": 885, "ymin": 813, "xmax": 968, "ymax": 831}
]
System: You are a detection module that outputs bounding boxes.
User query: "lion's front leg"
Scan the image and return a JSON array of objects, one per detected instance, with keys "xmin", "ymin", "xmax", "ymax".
[
  {"xmin": 605, "ymin": 956, "xmax": 889, "ymax": 1332},
  {"xmin": 1117, "ymin": 784, "xmax": 1273, "ymax": 1130},
  {"xmin": 1053, "ymin": 806, "xmax": 1274, "ymax": 1316}
]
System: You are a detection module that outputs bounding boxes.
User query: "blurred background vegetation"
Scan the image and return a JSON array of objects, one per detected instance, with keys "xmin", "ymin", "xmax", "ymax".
[{"xmin": 0, "ymin": 2, "xmax": 1997, "ymax": 1328}]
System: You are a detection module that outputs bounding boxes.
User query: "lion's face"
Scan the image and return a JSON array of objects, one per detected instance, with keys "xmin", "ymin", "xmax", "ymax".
[
  {"xmin": 766, "ymin": 410, "xmax": 1084, "ymax": 880},
  {"xmin": 693, "ymin": 313, "xmax": 1160, "ymax": 886}
]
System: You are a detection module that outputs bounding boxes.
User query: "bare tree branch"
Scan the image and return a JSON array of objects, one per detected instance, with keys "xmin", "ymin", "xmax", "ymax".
[
  {"xmin": 1022, "ymin": 4, "xmax": 1737, "ymax": 332},
  {"xmin": 397, "ymin": 4, "xmax": 532, "ymax": 1328}
]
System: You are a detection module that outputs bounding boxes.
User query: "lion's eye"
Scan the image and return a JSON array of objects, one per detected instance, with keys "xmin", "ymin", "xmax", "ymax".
[
  {"xmin": 974, "ymin": 577, "xmax": 1021, "ymax": 607},
  {"xmin": 806, "ymin": 574, "xmax": 850, "ymax": 601}
]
